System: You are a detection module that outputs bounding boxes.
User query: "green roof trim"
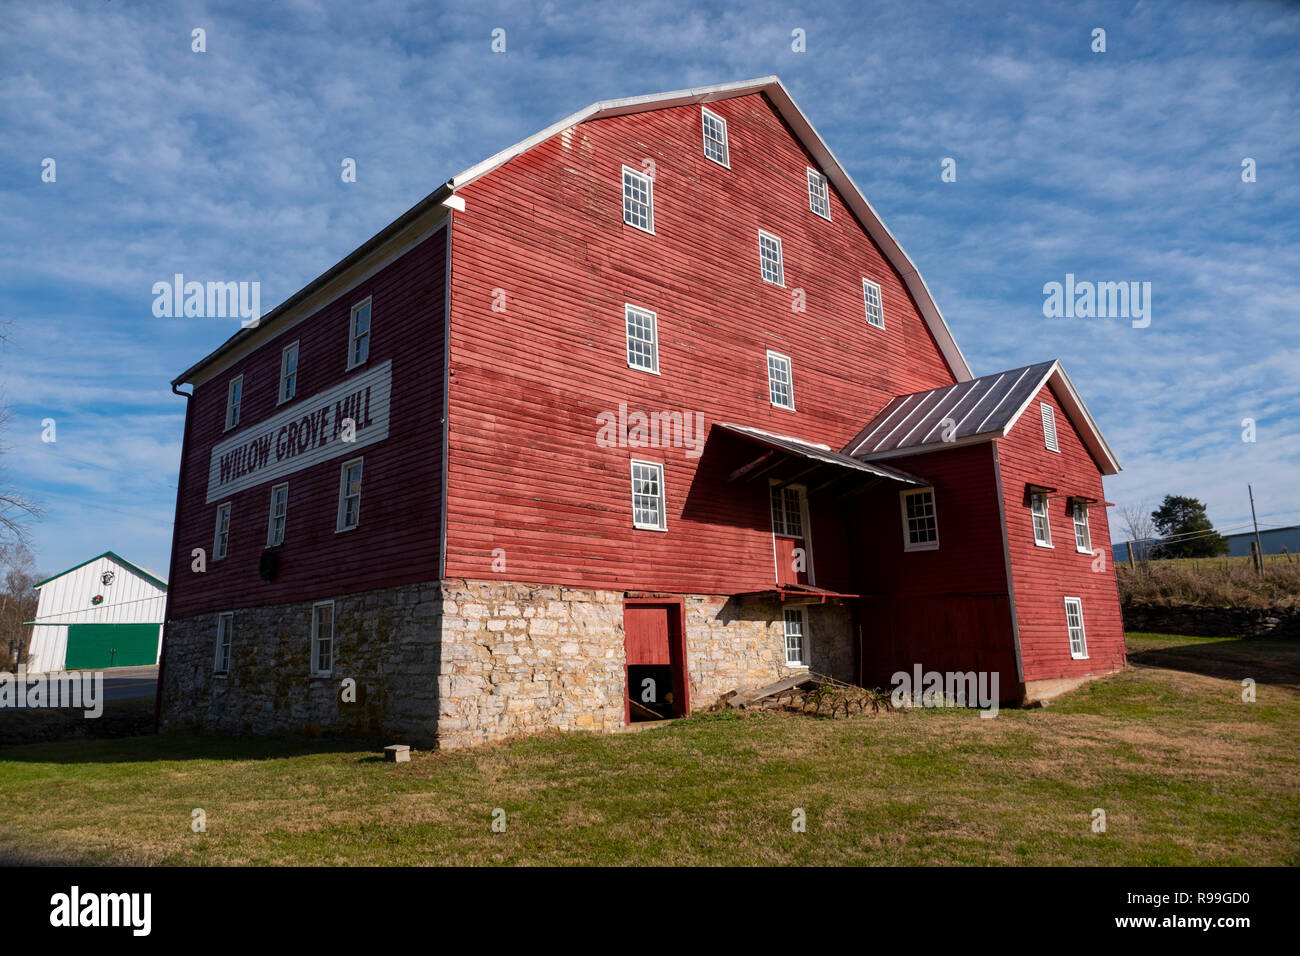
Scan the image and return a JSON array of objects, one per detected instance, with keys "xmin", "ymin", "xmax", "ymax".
[{"xmin": 33, "ymin": 551, "xmax": 168, "ymax": 592}]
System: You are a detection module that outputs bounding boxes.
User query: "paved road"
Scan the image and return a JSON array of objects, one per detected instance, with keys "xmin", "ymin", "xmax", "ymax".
[{"xmin": 96, "ymin": 666, "xmax": 159, "ymax": 702}]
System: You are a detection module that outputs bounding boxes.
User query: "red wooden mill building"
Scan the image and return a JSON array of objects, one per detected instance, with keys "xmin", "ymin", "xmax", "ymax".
[{"xmin": 159, "ymin": 77, "xmax": 1125, "ymax": 747}]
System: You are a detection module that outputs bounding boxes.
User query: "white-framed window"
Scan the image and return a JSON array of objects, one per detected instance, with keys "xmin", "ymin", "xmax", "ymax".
[
  {"xmin": 1031, "ymin": 492, "xmax": 1053, "ymax": 547},
  {"xmin": 279, "ymin": 341, "xmax": 299, "ymax": 404},
  {"xmin": 1072, "ymin": 501, "xmax": 1092, "ymax": 554},
  {"xmin": 622, "ymin": 165, "xmax": 654, "ymax": 233},
  {"xmin": 267, "ymin": 482, "xmax": 288, "ymax": 547},
  {"xmin": 862, "ymin": 278, "xmax": 884, "ymax": 329},
  {"xmin": 783, "ymin": 607, "xmax": 807, "ymax": 667},
  {"xmin": 348, "ymin": 297, "xmax": 371, "ymax": 370},
  {"xmin": 213, "ymin": 502, "xmax": 231, "ymax": 560},
  {"xmin": 1065, "ymin": 597, "xmax": 1088, "ymax": 659},
  {"xmin": 766, "ymin": 350, "xmax": 795, "ymax": 410},
  {"xmin": 770, "ymin": 484, "xmax": 805, "ymax": 538},
  {"xmin": 807, "ymin": 168, "xmax": 831, "ymax": 220},
  {"xmin": 630, "ymin": 459, "xmax": 666, "ymax": 531},
  {"xmin": 625, "ymin": 304, "xmax": 659, "ymax": 374},
  {"xmin": 900, "ymin": 487, "xmax": 939, "ymax": 551},
  {"xmin": 311, "ymin": 601, "xmax": 334, "ymax": 676},
  {"xmin": 224, "ymin": 375, "xmax": 243, "ymax": 431},
  {"xmin": 701, "ymin": 107, "xmax": 729, "ymax": 167},
  {"xmin": 214, "ymin": 611, "xmax": 233, "ymax": 675},
  {"xmin": 1041, "ymin": 402, "xmax": 1059, "ymax": 453},
  {"xmin": 758, "ymin": 230, "xmax": 784, "ymax": 285},
  {"xmin": 337, "ymin": 458, "xmax": 363, "ymax": 532}
]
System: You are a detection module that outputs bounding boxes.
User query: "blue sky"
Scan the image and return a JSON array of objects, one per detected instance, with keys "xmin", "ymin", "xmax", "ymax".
[{"xmin": 1, "ymin": 0, "xmax": 1297, "ymax": 579}]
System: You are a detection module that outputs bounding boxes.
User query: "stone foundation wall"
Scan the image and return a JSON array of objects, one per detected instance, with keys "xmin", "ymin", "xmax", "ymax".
[
  {"xmin": 158, "ymin": 581, "xmax": 443, "ymax": 742},
  {"xmin": 436, "ymin": 580, "xmax": 626, "ymax": 749},
  {"xmin": 160, "ymin": 578, "xmax": 857, "ymax": 749},
  {"xmin": 685, "ymin": 595, "xmax": 855, "ymax": 706}
]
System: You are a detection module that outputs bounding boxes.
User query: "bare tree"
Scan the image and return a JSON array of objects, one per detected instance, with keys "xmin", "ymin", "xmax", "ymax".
[
  {"xmin": 0, "ymin": 540, "xmax": 37, "ymax": 669},
  {"xmin": 1119, "ymin": 502, "xmax": 1157, "ymax": 561}
]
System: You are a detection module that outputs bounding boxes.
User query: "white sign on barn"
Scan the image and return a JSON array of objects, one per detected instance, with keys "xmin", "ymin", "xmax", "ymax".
[{"xmin": 205, "ymin": 359, "xmax": 392, "ymax": 503}]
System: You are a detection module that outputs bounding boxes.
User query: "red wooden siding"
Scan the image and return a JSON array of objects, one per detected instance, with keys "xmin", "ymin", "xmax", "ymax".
[
  {"xmin": 168, "ymin": 227, "xmax": 448, "ymax": 618},
  {"xmin": 847, "ymin": 443, "xmax": 1019, "ymax": 694},
  {"xmin": 995, "ymin": 384, "xmax": 1126, "ymax": 683},
  {"xmin": 444, "ymin": 92, "xmax": 958, "ymax": 594}
]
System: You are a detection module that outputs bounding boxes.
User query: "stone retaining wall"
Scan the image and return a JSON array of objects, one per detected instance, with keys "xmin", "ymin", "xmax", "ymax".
[{"xmin": 1122, "ymin": 603, "xmax": 1300, "ymax": 639}]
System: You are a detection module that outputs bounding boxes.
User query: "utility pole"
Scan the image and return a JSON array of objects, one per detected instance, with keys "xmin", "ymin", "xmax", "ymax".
[{"xmin": 1249, "ymin": 484, "xmax": 1265, "ymax": 575}]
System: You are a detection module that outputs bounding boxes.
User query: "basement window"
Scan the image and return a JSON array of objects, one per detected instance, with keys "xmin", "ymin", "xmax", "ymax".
[
  {"xmin": 1072, "ymin": 501, "xmax": 1092, "ymax": 554},
  {"xmin": 807, "ymin": 168, "xmax": 831, "ymax": 220},
  {"xmin": 622, "ymin": 166, "xmax": 654, "ymax": 233},
  {"xmin": 225, "ymin": 375, "xmax": 242, "ymax": 431},
  {"xmin": 311, "ymin": 601, "xmax": 334, "ymax": 676},
  {"xmin": 213, "ymin": 612, "xmax": 233, "ymax": 675},
  {"xmin": 279, "ymin": 341, "xmax": 299, "ymax": 404},
  {"xmin": 630, "ymin": 459, "xmax": 667, "ymax": 531},
  {"xmin": 1041, "ymin": 402, "xmax": 1059, "ymax": 453},
  {"xmin": 1031, "ymin": 493, "xmax": 1053, "ymax": 547},
  {"xmin": 702, "ymin": 107, "xmax": 730, "ymax": 167},
  {"xmin": 625, "ymin": 304, "xmax": 660, "ymax": 374},
  {"xmin": 784, "ymin": 607, "xmax": 807, "ymax": 667},
  {"xmin": 862, "ymin": 278, "xmax": 884, "ymax": 330},
  {"xmin": 336, "ymin": 458, "xmax": 363, "ymax": 532},
  {"xmin": 1065, "ymin": 597, "xmax": 1088, "ymax": 659},
  {"xmin": 766, "ymin": 350, "xmax": 795, "ymax": 410},
  {"xmin": 348, "ymin": 298, "xmax": 371, "ymax": 370},
  {"xmin": 900, "ymin": 488, "xmax": 939, "ymax": 550},
  {"xmin": 267, "ymin": 482, "xmax": 288, "ymax": 547},
  {"xmin": 213, "ymin": 502, "xmax": 231, "ymax": 560},
  {"xmin": 758, "ymin": 230, "xmax": 784, "ymax": 285}
]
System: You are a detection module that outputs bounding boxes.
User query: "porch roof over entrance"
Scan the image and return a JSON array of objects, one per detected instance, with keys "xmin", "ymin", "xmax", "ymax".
[{"xmin": 717, "ymin": 423, "xmax": 926, "ymax": 489}]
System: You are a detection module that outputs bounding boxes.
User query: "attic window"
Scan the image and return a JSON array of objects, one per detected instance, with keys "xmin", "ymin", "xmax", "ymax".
[
  {"xmin": 758, "ymin": 230, "xmax": 784, "ymax": 286},
  {"xmin": 862, "ymin": 279, "xmax": 884, "ymax": 329},
  {"xmin": 1041, "ymin": 402, "xmax": 1059, "ymax": 453},
  {"xmin": 702, "ymin": 108, "xmax": 729, "ymax": 167},
  {"xmin": 807, "ymin": 169, "xmax": 831, "ymax": 220},
  {"xmin": 622, "ymin": 166, "xmax": 654, "ymax": 233}
]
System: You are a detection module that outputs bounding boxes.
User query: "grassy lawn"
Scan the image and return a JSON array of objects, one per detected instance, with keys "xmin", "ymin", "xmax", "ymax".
[{"xmin": 0, "ymin": 632, "xmax": 1296, "ymax": 866}]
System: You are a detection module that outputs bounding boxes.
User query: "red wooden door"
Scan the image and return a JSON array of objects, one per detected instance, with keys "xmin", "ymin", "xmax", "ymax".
[
  {"xmin": 625, "ymin": 605, "xmax": 671, "ymax": 665},
  {"xmin": 774, "ymin": 535, "xmax": 809, "ymax": 586},
  {"xmin": 623, "ymin": 600, "xmax": 688, "ymax": 721}
]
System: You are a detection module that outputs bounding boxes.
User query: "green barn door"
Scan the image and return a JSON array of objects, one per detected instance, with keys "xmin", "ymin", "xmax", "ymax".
[{"xmin": 64, "ymin": 624, "xmax": 160, "ymax": 669}]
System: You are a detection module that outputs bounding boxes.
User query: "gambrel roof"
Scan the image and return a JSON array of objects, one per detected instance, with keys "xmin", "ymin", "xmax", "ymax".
[
  {"xmin": 845, "ymin": 360, "xmax": 1122, "ymax": 475},
  {"xmin": 175, "ymin": 76, "xmax": 973, "ymax": 386}
]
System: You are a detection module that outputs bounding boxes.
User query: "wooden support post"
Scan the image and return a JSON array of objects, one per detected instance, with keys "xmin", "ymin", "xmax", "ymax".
[{"xmin": 1126, "ymin": 541, "xmax": 1135, "ymax": 569}]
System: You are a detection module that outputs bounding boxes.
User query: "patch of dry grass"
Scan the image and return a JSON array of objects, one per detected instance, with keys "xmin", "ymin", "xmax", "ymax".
[{"xmin": 1117, "ymin": 555, "xmax": 1300, "ymax": 609}]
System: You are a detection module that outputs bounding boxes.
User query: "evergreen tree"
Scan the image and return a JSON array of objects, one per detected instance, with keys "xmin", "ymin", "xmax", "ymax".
[{"xmin": 1150, "ymin": 495, "xmax": 1229, "ymax": 558}]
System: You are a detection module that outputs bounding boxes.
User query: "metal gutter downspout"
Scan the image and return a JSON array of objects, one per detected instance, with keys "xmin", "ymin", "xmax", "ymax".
[{"xmin": 153, "ymin": 381, "xmax": 193, "ymax": 734}]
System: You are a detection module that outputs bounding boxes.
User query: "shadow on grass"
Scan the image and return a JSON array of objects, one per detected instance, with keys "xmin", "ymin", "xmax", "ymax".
[{"xmin": 1127, "ymin": 635, "xmax": 1300, "ymax": 687}]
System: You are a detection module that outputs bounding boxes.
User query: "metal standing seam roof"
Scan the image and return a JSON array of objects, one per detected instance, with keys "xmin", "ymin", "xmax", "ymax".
[
  {"xmin": 845, "ymin": 362, "xmax": 1057, "ymax": 457},
  {"xmin": 717, "ymin": 423, "xmax": 925, "ymax": 485}
]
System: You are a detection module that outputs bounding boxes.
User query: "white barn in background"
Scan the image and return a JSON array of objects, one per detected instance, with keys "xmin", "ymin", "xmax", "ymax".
[{"xmin": 25, "ymin": 552, "xmax": 167, "ymax": 673}]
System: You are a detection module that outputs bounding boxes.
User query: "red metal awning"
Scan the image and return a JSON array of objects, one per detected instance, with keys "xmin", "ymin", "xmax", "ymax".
[{"xmin": 734, "ymin": 584, "xmax": 859, "ymax": 605}]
